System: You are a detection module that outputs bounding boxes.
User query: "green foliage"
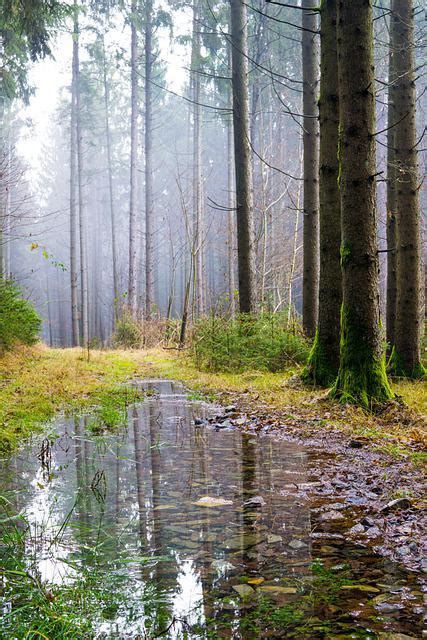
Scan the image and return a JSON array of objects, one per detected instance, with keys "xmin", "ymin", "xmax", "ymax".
[
  {"xmin": 0, "ymin": 279, "xmax": 41, "ymax": 353},
  {"xmin": 112, "ymin": 310, "xmax": 142, "ymax": 348},
  {"xmin": 192, "ymin": 312, "xmax": 310, "ymax": 373}
]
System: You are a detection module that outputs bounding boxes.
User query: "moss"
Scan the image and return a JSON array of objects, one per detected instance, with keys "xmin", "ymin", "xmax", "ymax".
[
  {"xmin": 340, "ymin": 241, "xmax": 351, "ymax": 269},
  {"xmin": 330, "ymin": 306, "xmax": 394, "ymax": 410},
  {"xmin": 302, "ymin": 331, "xmax": 337, "ymax": 387},
  {"xmin": 388, "ymin": 347, "xmax": 426, "ymax": 380}
]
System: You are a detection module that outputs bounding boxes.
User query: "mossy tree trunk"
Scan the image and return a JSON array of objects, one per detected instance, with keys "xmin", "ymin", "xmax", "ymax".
[
  {"xmin": 301, "ymin": 0, "xmax": 320, "ymax": 337},
  {"xmin": 392, "ymin": 0, "xmax": 424, "ymax": 378},
  {"xmin": 304, "ymin": 0, "xmax": 341, "ymax": 386},
  {"xmin": 386, "ymin": 3, "xmax": 398, "ymax": 351},
  {"xmin": 230, "ymin": 0, "xmax": 256, "ymax": 314},
  {"xmin": 331, "ymin": 0, "xmax": 393, "ymax": 409}
]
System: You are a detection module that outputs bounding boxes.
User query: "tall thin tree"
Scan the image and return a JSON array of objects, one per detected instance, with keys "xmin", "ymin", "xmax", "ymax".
[
  {"xmin": 301, "ymin": 0, "xmax": 320, "ymax": 337},
  {"xmin": 144, "ymin": 0, "xmax": 155, "ymax": 317},
  {"xmin": 392, "ymin": 0, "xmax": 424, "ymax": 378},
  {"xmin": 230, "ymin": 0, "xmax": 256, "ymax": 314},
  {"xmin": 386, "ymin": 3, "xmax": 398, "ymax": 351},
  {"xmin": 70, "ymin": 0, "xmax": 80, "ymax": 347},
  {"xmin": 332, "ymin": 0, "xmax": 393, "ymax": 408},
  {"xmin": 128, "ymin": 0, "xmax": 139, "ymax": 314},
  {"xmin": 303, "ymin": 0, "xmax": 341, "ymax": 385}
]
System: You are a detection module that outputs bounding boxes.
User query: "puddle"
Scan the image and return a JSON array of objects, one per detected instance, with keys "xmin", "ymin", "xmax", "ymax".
[{"xmin": 0, "ymin": 380, "xmax": 424, "ymax": 638}]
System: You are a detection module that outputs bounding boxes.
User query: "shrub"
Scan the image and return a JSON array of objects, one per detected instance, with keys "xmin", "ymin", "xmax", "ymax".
[
  {"xmin": 0, "ymin": 279, "xmax": 41, "ymax": 353},
  {"xmin": 192, "ymin": 312, "xmax": 310, "ymax": 373},
  {"xmin": 112, "ymin": 310, "xmax": 142, "ymax": 348}
]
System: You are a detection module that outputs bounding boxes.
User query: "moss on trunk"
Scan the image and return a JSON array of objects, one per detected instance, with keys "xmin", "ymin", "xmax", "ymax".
[
  {"xmin": 302, "ymin": 331, "xmax": 337, "ymax": 387},
  {"xmin": 331, "ymin": 306, "xmax": 393, "ymax": 409}
]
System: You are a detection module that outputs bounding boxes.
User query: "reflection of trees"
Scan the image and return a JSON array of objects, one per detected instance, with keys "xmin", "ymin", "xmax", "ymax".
[
  {"xmin": 240, "ymin": 434, "xmax": 260, "ymax": 639},
  {"xmin": 133, "ymin": 406, "xmax": 146, "ymax": 543}
]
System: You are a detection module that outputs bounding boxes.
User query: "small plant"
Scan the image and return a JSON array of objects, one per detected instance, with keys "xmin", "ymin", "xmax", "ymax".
[
  {"xmin": 0, "ymin": 278, "xmax": 41, "ymax": 353},
  {"xmin": 112, "ymin": 309, "xmax": 142, "ymax": 348},
  {"xmin": 192, "ymin": 312, "xmax": 310, "ymax": 373}
]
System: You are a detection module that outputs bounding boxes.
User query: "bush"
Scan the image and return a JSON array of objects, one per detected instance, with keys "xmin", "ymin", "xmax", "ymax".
[
  {"xmin": 0, "ymin": 279, "xmax": 41, "ymax": 353},
  {"xmin": 112, "ymin": 310, "xmax": 142, "ymax": 348},
  {"xmin": 192, "ymin": 312, "xmax": 310, "ymax": 373}
]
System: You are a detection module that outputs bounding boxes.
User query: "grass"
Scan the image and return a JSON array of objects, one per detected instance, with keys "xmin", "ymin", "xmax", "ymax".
[
  {"xmin": 0, "ymin": 345, "xmax": 150, "ymax": 453},
  {"xmin": 0, "ymin": 344, "xmax": 425, "ymax": 457}
]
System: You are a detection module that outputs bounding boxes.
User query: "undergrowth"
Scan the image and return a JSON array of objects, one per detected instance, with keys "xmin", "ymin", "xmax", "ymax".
[
  {"xmin": 192, "ymin": 313, "xmax": 310, "ymax": 373},
  {"xmin": 0, "ymin": 279, "xmax": 41, "ymax": 354}
]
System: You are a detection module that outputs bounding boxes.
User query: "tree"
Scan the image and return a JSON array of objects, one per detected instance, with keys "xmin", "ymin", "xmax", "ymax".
[
  {"xmin": 391, "ymin": 0, "xmax": 424, "ymax": 378},
  {"xmin": 144, "ymin": 0, "xmax": 155, "ymax": 318},
  {"xmin": 128, "ymin": 0, "xmax": 139, "ymax": 314},
  {"xmin": 331, "ymin": 0, "xmax": 393, "ymax": 408},
  {"xmin": 301, "ymin": 0, "xmax": 320, "ymax": 337},
  {"xmin": 230, "ymin": 0, "xmax": 256, "ymax": 314},
  {"xmin": 69, "ymin": 4, "xmax": 80, "ymax": 346},
  {"xmin": 386, "ymin": 3, "xmax": 398, "ymax": 351},
  {"xmin": 304, "ymin": 0, "xmax": 341, "ymax": 386}
]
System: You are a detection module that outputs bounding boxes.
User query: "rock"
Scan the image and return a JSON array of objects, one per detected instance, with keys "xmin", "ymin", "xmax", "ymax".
[
  {"xmin": 225, "ymin": 405, "xmax": 237, "ymax": 413},
  {"xmin": 364, "ymin": 526, "xmax": 381, "ymax": 539},
  {"xmin": 380, "ymin": 497, "xmax": 412, "ymax": 514},
  {"xmin": 232, "ymin": 584, "xmax": 254, "ymax": 598},
  {"xmin": 194, "ymin": 418, "xmax": 204, "ymax": 426},
  {"xmin": 258, "ymin": 585, "xmax": 298, "ymax": 595},
  {"xmin": 378, "ymin": 634, "xmax": 418, "ymax": 640},
  {"xmin": 243, "ymin": 496, "xmax": 266, "ymax": 508},
  {"xmin": 321, "ymin": 510, "xmax": 345, "ymax": 521},
  {"xmin": 349, "ymin": 439, "xmax": 364, "ymax": 449},
  {"xmin": 192, "ymin": 496, "xmax": 233, "ymax": 508},
  {"xmin": 224, "ymin": 534, "xmax": 264, "ymax": 551},
  {"xmin": 214, "ymin": 419, "xmax": 233, "ymax": 430},
  {"xmin": 247, "ymin": 577, "xmax": 265, "ymax": 585},
  {"xmin": 211, "ymin": 559, "xmax": 235, "ymax": 574},
  {"xmin": 361, "ymin": 516, "xmax": 375, "ymax": 528},
  {"xmin": 340, "ymin": 584, "xmax": 380, "ymax": 593},
  {"xmin": 288, "ymin": 539, "xmax": 307, "ymax": 550},
  {"xmin": 267, "ymin": 534, "xmax": 282, "ymax": 544},
  {"xmin": 348, "ymin": 523, "xmax": 365, "ymax": 535}
]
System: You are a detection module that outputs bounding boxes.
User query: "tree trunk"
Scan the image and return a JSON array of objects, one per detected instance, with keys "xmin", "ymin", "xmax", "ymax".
[
  {"xmin": 102, "ymin": 37, "xmax": 119, "ymax": 320},
  {"xmin": 392, "ymin": 0, "xmax": 424, "ymax": 378},
  {"xmin": 230, "ymin": 0, "xmax": 256, "ymax": 314},
  {"xmin": 128, "ymin": 0, "xmax": 138, "ymax": 314},
  {"xmin": 227, "ymin": 96, "xmax": 236, "ymax": 316},
  {"xmin": 386, "ymin": 4, "xmax": 398, "ymax": 351},
  {"xmin": 301, "ymin": 0, "xmax": 320, "ymax": 337},
  {"xmin": 331, "ymin": 0, "xmax": 393, "ymax": 408},
  {"xmin": 74, "ymin": 9, "xmax": 89, "ymax": 349},
  {"xmin": 70, "ymin": 2, "xmax": 80, "ymax": 347},
  {"xmin": 191, "ymin": 0, "xmax": 204, "ymax": 316},
  {"xmin": 145, "ymin": 0, "xmax": 155, "ymax": 318},
  {"xmin": 304, "ymin": 0, "xmax": 341, "ymax": 386}
]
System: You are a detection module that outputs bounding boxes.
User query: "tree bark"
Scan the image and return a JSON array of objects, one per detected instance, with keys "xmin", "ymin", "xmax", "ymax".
[
  {"xmin": 101, "ymin": 37, "xmax": 119, "ymax": 319},
  {"xmin": 301, "ymin": 0, "xmax": 320, "ymax": 337},
  {"xmin": 227, "ymin": 103, "xmax": 236, "ymax": 316},
  {"xmin": 70, "ymin": 2, "xmax": 80, "ymax": 347},
  {"xmin": 74, "ymin": 9, "xmax": 89, "ymax": 349},
  {"xmin": 145, "ymin": 0, "xmax": 155, "ymax": 318},
  {"xmin": 230, "ymin": 0, "xmax": 256, "ymax": 314},
  {"xmin": 304, "ymin": 0, "xmax": 341, "ymax": 386},
  {"xmin": 386, "ymin": 3, "xmax": 398, "ymax": 351},
  {"xmin": 128, "ymin": 0, "xmax": 139, "ymax": 315},
  {"xmin": 392, "ymin": 0, "xmax": 424, "ymax": 377},
  {"xmin": 331, "ymin": 0, "xmax": 393, "ymax": 408},
  {"xmin": 191, "ymin": 0, "xmax": 204, "ymax": 316}
]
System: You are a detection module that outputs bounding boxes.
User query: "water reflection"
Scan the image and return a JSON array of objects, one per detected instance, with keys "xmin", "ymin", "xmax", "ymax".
[{"xmin": 0, "ymin": 380, "xmax": 424, "ymax": 639}]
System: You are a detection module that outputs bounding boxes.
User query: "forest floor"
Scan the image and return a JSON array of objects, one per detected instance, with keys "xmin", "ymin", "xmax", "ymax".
[{"xmin": 1, "ymin": 344, "xmax": 426, "ymax": 573}]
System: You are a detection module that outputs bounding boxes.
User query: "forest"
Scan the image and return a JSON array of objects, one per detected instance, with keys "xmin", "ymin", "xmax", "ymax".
[{"xmin": 0, "ymin": 0, "xmax": 425, "ymax": 638}]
